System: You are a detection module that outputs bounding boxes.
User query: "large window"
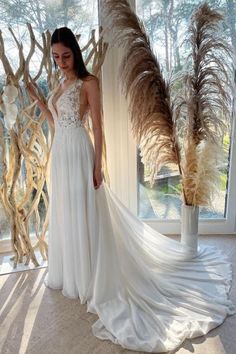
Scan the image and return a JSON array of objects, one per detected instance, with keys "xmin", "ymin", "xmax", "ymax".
[
  {"xmin": 0, "ymin": 0, "xmax": 98, "ymax": 242},
  {"xmin": 0, "ymin": 0, "xmax": 98, "ymax": 75},
  {"xmin": 136, "ymin": 0, "xmax": 236, "ymax": 221}
]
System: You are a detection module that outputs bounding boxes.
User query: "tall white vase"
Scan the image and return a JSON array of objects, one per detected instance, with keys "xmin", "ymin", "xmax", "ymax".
[{"xmin": 181, "ymin": 204, "xmax": 199, "ymax": 256}]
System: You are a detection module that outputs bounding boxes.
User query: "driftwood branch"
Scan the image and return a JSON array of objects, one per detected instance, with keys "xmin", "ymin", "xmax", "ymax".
[{"xmin": 0, "ymin": 25, "xmax": 109, "ymax": 267}]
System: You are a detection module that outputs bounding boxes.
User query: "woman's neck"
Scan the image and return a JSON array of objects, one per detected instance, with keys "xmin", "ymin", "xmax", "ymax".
[{"xmin": 64, "ymin": 71, "xmax": 78, "ymax": 82}]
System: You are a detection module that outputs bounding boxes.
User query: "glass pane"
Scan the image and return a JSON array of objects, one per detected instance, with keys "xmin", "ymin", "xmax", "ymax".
[{"xmin": 137, "ymin": 0, "xmax": 235, "ymax": 220}]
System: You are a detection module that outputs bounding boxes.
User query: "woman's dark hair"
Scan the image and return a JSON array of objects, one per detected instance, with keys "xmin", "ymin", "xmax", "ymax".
[{"xmin": 51, "ymin": 27, "xmax": 92, "ymax": 79}]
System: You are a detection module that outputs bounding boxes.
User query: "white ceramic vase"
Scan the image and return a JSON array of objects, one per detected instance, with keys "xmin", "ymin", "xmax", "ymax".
[{"xmin": 181, "ymin": 204, "xmax": 199, "ymax": 256}]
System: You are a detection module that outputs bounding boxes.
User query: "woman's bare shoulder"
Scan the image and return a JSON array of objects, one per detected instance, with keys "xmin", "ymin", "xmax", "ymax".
[
  {"xmin": 83, "ymin": 75, "xmax": 100, "ymax": 96},
  {"xmin": 83, "ymin": 75, "xmax": 99, "ymax": 86}
]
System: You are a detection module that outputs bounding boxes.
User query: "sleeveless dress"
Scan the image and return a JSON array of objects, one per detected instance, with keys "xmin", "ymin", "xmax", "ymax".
[{"xmin": 44, "ymin": 77, "xmax": 235, "ymax": 353}]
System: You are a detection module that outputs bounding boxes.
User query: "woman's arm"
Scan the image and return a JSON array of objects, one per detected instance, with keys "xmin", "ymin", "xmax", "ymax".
[
  {"xmin": 27, "ymin": 82, "xmax": 54, "ymax": 128},
  {"xmin": 86, "ymin": 77, "xmax": 103, "ymax": 188}
]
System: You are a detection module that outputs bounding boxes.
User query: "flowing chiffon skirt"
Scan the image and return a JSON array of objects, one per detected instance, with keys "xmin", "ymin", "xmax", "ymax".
[{"xmin": 44, "ymin": 123, "xmax": 235, "ymax": 353}]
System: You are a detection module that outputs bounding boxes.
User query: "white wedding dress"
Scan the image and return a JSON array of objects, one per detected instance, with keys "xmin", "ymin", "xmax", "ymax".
[{"xmin": 44, "ymin": 77, "xmax": 235, "ymax": 353}]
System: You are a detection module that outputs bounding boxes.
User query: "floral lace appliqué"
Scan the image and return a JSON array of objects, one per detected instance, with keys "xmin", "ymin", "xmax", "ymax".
[{"xmin": 53, "ymin": 79, "xmax": 87, "ymax": 128}]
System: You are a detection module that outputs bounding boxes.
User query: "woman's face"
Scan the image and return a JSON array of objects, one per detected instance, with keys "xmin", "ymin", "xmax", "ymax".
[{"xmin": 51, "ymin": 42, "xmax": 74, "ymax": 74}]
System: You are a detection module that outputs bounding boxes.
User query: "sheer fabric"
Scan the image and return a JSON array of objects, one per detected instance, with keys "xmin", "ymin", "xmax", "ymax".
[{"xmin": 44, "ymin": 78, "xmax": 235, "ymax": 352}]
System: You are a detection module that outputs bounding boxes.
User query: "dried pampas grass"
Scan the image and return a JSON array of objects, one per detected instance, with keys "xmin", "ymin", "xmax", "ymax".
[
  {"xmin": 102, "ymin": 0, "xmax": 181, "ymax": 187},
  {"xmin": 176, "ymin": 3, "xmax": 232, "ymax": 144},
  {"xmin": 178, "ymin": 3, "xmax": 233, "ymax": 205},
  {"xmin": 182, "ymin": 138, "xmax": 223, "ymax": 206},
  {"xmin": 103, "ymin": 1, "xmax": 233, "ymax": 207}
]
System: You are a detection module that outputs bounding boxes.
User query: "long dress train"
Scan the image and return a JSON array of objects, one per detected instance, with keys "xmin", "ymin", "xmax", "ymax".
[{"xmin": 44, "ymin": 77, "xmax": 235, "ymax": 353}]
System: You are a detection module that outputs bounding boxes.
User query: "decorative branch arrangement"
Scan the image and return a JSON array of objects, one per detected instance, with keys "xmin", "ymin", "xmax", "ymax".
[
  {"xmin": 0, "ymin": 24, "xmax": 108, "ymax": 267},
  {"xmin": 103, "ymin": 1, "xmax": 233, "ymax": 208}
]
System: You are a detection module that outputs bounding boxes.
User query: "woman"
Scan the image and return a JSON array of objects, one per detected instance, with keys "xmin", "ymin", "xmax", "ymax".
[{"xmin": 27, "ymin": 27, "xmax": 234, "ymax": 353}]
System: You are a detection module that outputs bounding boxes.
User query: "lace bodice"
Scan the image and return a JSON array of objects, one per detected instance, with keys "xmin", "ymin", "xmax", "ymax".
[{"xmin": 48, "ymin": 78, "xmax": 88, "ymax": 128}]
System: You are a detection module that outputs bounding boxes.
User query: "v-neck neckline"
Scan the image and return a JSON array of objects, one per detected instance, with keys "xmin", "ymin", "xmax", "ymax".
[{"xmin": 52, "ymin": 77, "xmax": 81, "ymax": 116}]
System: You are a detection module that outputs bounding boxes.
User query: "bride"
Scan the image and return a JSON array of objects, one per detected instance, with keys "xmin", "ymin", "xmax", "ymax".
[{"xmin": 27, "ymin": 27, "xmax": 235, "ymax": 353}]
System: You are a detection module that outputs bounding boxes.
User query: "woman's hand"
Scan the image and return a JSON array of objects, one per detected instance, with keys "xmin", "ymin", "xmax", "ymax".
[
  {"xmin": 26, "ymin": 82, "xmax": 40, "ymax": 101},
  {"xmin": 26, "ymin": 81, "xmax": 55, "ymax": 127},
  {"xmin": 93, "ymin": 165, "xmax": 103, "ymax": 189}
]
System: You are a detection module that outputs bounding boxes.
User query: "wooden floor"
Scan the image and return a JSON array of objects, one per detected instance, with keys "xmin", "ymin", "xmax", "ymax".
[{"xmin": 0, "ymin": 235, "xmax": 236, "ymax": 354}]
